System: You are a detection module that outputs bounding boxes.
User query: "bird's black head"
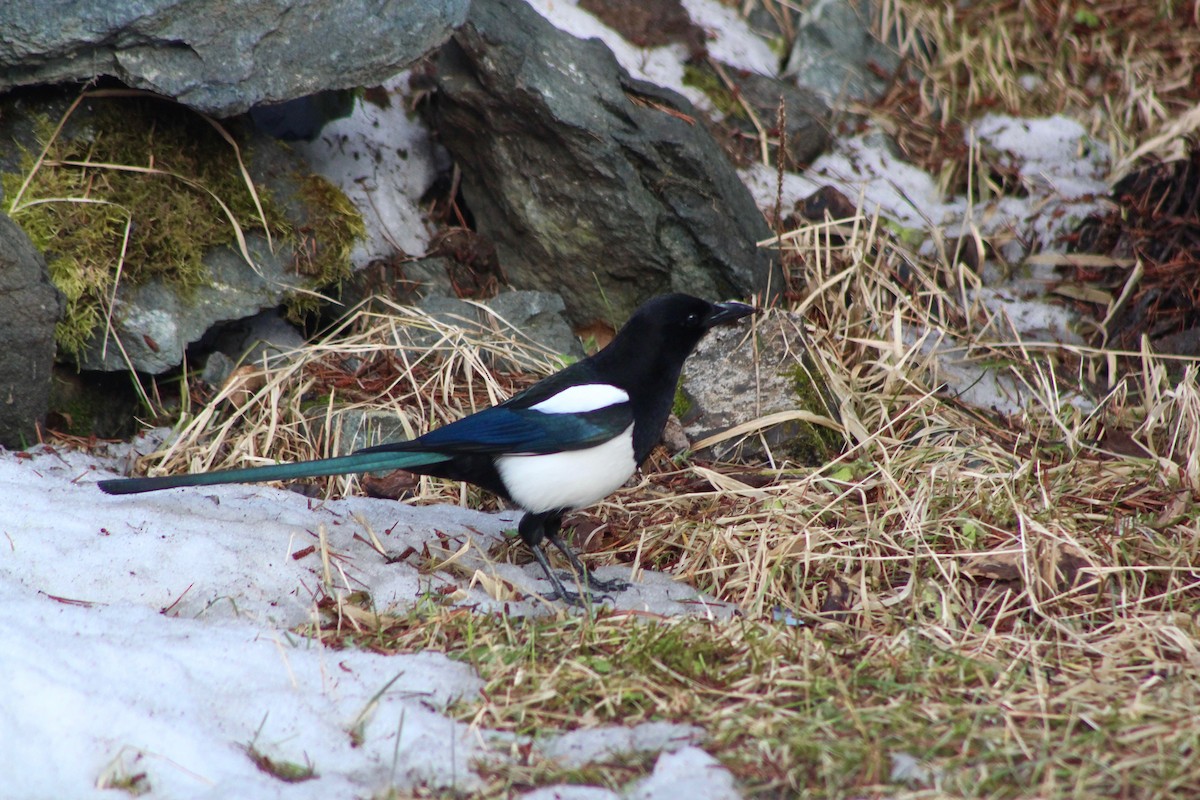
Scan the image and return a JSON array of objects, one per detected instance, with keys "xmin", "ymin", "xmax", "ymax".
[{"xmin": 622, "ymin": 293, "xmax": 756, "ymax": 352}]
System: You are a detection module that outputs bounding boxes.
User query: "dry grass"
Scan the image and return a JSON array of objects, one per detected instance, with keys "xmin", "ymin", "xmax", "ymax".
[
  {"xmin": 134, "ymin": 298, "xmax": 564, "ymax": 506},
  {"xmin": 131, "ymin": 214, "xmax": 1200, "ymax": 797},
  {"xmin": 113, "ymin": 3, "xmax": 1200, "ymax": 795},
  {"xmin": 878, "ymin": 0, "xmax": 1200, "ymax": 189}
]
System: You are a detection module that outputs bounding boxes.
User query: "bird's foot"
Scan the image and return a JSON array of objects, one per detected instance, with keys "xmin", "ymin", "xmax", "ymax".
[
  {"xmin": 556, "ymin": 570, "xmax": 629, "ymax": 594},
  {"xmin": 588, "ymin": 574, "xmax": 630, "ymax": 593},
  {"xmin": 540, "ymin": 568, "xmax": 619, "ymax": 606},
  {"xmin": 530, "ymin": 536, "xmax": 624, "ymax": 606},
  {"xmin": 542, "ymin": 586, "xmax": 610, "ymax": 607},
  {"xmin": 544, "ymin": 534, "xmax": 630, "ymax": 595}
]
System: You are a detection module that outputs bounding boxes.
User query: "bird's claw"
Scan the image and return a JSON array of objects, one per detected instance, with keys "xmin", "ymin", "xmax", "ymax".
[
  {"xmin": 556, "ymin": 570, "xmax": 629, "ymax": 594},
  {"xmin": 588, "ymin": 575, "xmax": 630, "ymax": 593},
  {"xmin": 542, "ymin": 586, "xmax": 616, "ymax": 607},
  {"xmin": 530, "ymin": 534, "xmax": 627, "ymax": 606},
  {"xmin": 541, "ymin": 568, "xmax": 621, "ymax": 606}
]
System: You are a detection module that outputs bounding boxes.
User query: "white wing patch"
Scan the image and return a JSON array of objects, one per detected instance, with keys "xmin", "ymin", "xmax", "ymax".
[
  {"xmin": 497, "ymin": 424, "xmax": 637, "ymax": 513},
  {"xmin": 530, "ymin": 384, "xmax": 629, "ymax": 414}
]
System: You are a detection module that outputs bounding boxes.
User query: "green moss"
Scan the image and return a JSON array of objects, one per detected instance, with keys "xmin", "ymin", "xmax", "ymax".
[
  {"xmin": 672, "ymin": 380, "xmax": 694, "ymax": 421},
  {"xmin": 1, "ymin": 95, "xmax": 361, "ymax": 361},
  {"xmin": 681, "ymin": 63, "xmax": 745, "ymax": 120},
  {"xmin": 282, "ymin": 173, "xmax": 365, "ymax": 324},
  {"xmin": 782, "ymin": 358, "xmax": 844, "ymax": 464},
  {"xmin": 882, "ymin": 218, "xmax": 928, "ymax": 249}
]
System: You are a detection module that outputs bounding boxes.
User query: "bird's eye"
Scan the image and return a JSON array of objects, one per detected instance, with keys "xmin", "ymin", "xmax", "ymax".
[{"xmin": 686, "ymin": 312, "xmax": 701, "ymax": 325}]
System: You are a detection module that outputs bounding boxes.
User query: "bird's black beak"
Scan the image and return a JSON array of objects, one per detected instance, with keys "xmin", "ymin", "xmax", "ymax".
[{"xmin": 704, "ymin": 300, "xmax": 756, "ymax": 328}]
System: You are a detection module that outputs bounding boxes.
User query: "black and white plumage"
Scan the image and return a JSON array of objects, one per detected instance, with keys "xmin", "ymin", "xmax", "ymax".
[{"xmin": 98, "ymin": 293, "xmax": 755, "ymax": 603}]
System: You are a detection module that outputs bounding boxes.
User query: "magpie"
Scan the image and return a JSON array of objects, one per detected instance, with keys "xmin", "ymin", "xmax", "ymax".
[{"xmin": 98, "ymin": 293, "xmax": 755, "ymax": 604}]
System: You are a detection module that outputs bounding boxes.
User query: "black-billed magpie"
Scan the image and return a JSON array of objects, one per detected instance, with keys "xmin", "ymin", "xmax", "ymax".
[{"xmin": 98, "ymin": 293, "xmax": 755, "ymax": 604}]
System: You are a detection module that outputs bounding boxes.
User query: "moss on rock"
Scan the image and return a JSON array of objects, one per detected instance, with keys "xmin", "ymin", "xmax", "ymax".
[{"xmin": 1, "ymin": 93, "xmax": 362, "ymax": 362}]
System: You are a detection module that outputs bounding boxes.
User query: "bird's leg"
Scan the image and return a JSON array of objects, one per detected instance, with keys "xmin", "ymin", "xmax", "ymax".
[
  {"xmin": 518, "ymin": 511, "xmax": 589, "ymax": 606},
  {"xmin": 544, "ymin": 516, "xmax": 629, "ymax": 594}
]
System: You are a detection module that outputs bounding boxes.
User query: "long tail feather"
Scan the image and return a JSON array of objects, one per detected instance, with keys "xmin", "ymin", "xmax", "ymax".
[{"xmin": 96, "ymin": 449, "xmax": 452, "ymax": 495}]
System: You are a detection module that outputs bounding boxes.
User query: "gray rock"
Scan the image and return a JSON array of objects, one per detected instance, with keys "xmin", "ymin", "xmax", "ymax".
[
  {"xmin": 212, "ymin": 308, "xmax": 306, "ymax": 366},
  {"xmin": 328, "ymin": 408, "xmax": 418, "ymax": 455},
  {"xmin": 400, "ymin": 257, "xmax": 458, "ymax": 298},
  {"xmin": 0, "ymin": 0, "xmax": 469, "ymax": 117},
  {"xmin": 0, "ymin": 214, "xmax": 64, "ymax": 447},
  {"xmin": 198, "ymin": 351, "xmax": 237, "ymax": 389},
  {"xmin": 433, "ymin": 0, "xmax": 781, "ymax": 327},
  {"xmin": 483, "ymin": 291, "xmax": 585, "ymax": 360},
  {"xmin": 418, "ymin": 291, "xmax": 584, "ymax": 361},
  {"xmin": 785, "ymin": 0, "xmax": 901, "ymax": 106},
  {"xmin": 745, "ymin": 0, "xmax": 801, "ymax": 44},
  {"xmin": 80, "ymin": 233, "xmax": 307, "ymax": 373},
  {"xmin": 331, "ymin": 256, "xmax": 457, "ymax": 317},
  {"xmin": 713, "ymin": 63, "xmax": 831, "ymax": 167},
  {"xmin": 680, "ymin": 312, "xmax": 840, "ymax": 464},
  {"xmin": 199, "ymin": 309, "xmax": 306, "ymax": 386}
]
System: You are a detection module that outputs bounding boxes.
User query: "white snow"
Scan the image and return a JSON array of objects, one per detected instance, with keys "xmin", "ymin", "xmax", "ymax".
[
  {"xmin": 742, "ymin": 114, "xmax": 1108, "ymax": 258},
  {"xmin": 526, "ymin": 0, "xmax": 690, "ymax": 98},
  {"xmin": 742, "ymin": 130, "xmax": 958, "ymax": 231},
  {"xmin": 291, "ymin": 73, "xmax": 440, "ymax": 267},
  {"xmin": 679, "ymin": 0, "xmax": 779, "ymax": 77},
  {"xmin": 0, "ymin": 439, "xmax": 736, "ymax": 798},
  {"xmin": 527, "ymin": 0, "xmax": 776, "ymax": 112}
]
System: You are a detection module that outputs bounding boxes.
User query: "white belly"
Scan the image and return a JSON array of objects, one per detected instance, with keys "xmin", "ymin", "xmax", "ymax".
[{"xmin": 496, "ymin": 424, "xmax": 637, "ymax": 513}]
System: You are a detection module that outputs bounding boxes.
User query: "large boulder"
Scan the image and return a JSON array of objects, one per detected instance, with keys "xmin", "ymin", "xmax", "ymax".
[
  {"xmin": 432, "ymin": 0, "xmax": 781, "ymax": 327},
  {"xmin": 0, "ymin": 214, "xmax": 63, "ymax": 447},
  {"xmin": 0, "ymin": 0, "xmax": 468, "ymax": 117}
]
